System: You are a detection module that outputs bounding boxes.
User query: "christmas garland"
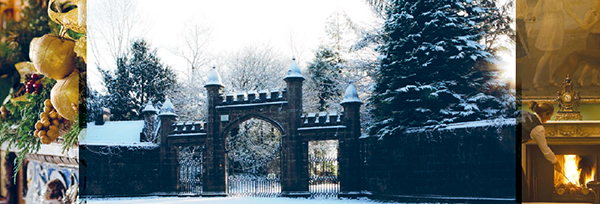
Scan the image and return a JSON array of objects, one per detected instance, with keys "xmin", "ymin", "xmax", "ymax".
[{"xmin": 0, "ymin": 0, "xmax": 86, "ymax": 175}]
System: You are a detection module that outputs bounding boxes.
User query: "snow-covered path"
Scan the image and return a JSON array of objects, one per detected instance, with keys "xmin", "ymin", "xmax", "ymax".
[{"xmin": 84, "ymin": 196, "xmax": 412, "ymax": 204}]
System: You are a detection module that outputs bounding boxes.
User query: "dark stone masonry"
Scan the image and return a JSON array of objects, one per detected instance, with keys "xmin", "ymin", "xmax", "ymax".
[
  {"xmin": 361, "ymin": 124, "xmax": 516, "ymax": 198},
  {"xmin": 81, "ymin": 60, "xmax": 515, "ymax": 200},
  {"xmin": 80, "ymin": 145, "xmax": 161, "ymax": 196}
]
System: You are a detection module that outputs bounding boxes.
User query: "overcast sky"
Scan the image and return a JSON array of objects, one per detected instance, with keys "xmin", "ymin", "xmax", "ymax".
[
  {"xmin": 87, "ymin": 0, "xmax": 380, "ymax": 91},
  {"xmin": 87, "ymin": 0, "xmax": 515, "ymax": 92}
]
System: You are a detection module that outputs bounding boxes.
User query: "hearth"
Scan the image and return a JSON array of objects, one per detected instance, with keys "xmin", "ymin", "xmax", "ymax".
[{"xmin": 523, "ymin": 121, "xmax": 600, "ymax": 202}]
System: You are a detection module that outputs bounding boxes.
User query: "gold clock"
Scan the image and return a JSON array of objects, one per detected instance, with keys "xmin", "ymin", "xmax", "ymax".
[{"xmin": 554, "ymin": 75, "xmax": 582, "ymax": 120}]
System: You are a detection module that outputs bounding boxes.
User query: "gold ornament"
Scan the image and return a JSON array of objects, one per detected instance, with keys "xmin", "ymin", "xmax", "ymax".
[
  {"xmin": 50, "ymin": 71, "xmax": 79, "ymax": 121},
  {"xmin": 29, "ymin": 34, "xmax": 77, "ymax": 80},
  {"xmin": 48, "ymin": 0, "xmax": 86, "ymax": 34},
  {"xmin": 554, "ymin": 75, "xmax": 582, "ymax": 120}
]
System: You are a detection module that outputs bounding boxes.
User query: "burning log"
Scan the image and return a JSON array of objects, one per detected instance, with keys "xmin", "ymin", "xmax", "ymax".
[
  {"xmin": 557, "ymin": 187, "xmax": 566, "ymax": 195},
  {"xmin": 570, "ymin": 187, "xmax": 577, "ymax": 195},
  {"xmin": 582, "ymin": 187, "xmax": 590, "ymax": 195},
  {"xmin": 555, "ymin": 183, "xmax": 594, "ymax": 196}
]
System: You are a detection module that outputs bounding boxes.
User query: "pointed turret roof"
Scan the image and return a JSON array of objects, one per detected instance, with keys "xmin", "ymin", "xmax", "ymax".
[
  {"xmin": 142, "ymin": 101, "xmax": 158, "ymax": 113},
  {"xmin": 283, "ymin": 57, "xmax": 305, "ymax": 80},
  {"xmin": 158, "ymin": 97, "xmax": 178, "ymax": 117},
  {"xmin": 205, "ymin": 67, "xmax": 223, "ymax": 87},
  {"xmin": 341, "ymin": 83, "xmax": 362, "ymax": 104}
]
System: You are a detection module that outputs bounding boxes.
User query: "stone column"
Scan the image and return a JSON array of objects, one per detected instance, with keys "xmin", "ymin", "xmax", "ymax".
[
  {"xmin": 203, "ymin": 68, "xmax": 227, "ymax": 197},
  {"xmin": 158, "ymin": 97, "xmax": 178, "ymax": 193},
  {"xmin": 282, "ymin": 58, "xmax": 310, "ymax": 197},
  {"xmin": 339, "ymin": 83, "xmax": 363, "ymax": 197}
]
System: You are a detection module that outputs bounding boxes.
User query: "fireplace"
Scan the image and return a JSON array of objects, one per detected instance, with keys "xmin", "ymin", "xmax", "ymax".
[{"xmin": 524, "ymin": 121, "xmax": 600, "ymax": 202}]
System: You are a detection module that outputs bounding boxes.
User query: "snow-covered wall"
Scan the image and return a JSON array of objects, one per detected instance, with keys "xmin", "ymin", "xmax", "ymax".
[
  {"xmin": 82, "ymin": 121, "xmax": 158, "ymax": 147},
  {"xmin": 361, "ymin": 122, "xmax": 515, "ymax": 198}
]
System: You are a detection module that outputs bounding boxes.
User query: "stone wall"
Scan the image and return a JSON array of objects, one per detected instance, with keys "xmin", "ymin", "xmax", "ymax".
[
  {"xmin": 80, "ymin": 145, "xmax": 161, "ymax": 196},
  {"xmin": 362, "ymin": 124, "xmax": 516, "ymax": 198}
]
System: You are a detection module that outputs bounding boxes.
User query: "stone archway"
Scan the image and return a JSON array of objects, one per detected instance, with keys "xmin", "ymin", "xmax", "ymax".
[
  {"xmin": 220, "ymin": 114, "xmax": 285, "ymax": 138},
  {"xmin": 224, "ymin": 117, "xmax": 284, "ymax": 197},
  {"xmin": 202, "ymin": 63, "xmax": 306, "ymax": 197},
  {"xmin": 156, "ymin": 59, "xmax": 364, "ymax": 197}
]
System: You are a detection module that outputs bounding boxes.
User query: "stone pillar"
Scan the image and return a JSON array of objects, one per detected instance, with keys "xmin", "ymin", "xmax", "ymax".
[
  {"xmin": 158, "ymin": 97, "xmax": 178, "ymax": 193},
  {"xmin": 203, "ymin": 68, "xmax": 227, "ymax": 197},
  {"xmin": 339, "ymin": 83, "xmax": 363, "ymax": 197},
  {"xmin": 282, "ymin": 58, "xmax": 310, "ymax": 197}
]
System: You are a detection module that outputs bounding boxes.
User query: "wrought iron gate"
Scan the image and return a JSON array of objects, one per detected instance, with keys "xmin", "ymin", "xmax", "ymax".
[
  {"xmin": 226, "ymin": 119, "xmax": 282, "ymax": 197},
  {"xmin": 228, "ymin": 175, "xmax": 281, "ymax": 197},
  {"xmin": 178, "ymin": 146, "xmax": 202, "ymax": 195},
  {"xmin": 309, "ymin": 142, "xmax": 339, "ymax": 197}
]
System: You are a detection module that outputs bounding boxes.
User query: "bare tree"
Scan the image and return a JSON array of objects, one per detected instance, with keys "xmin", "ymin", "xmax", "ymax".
[
  {"xmin": 218, "ymin": 46, "xmax": 289, "ymax": 176},
  {"xmin": 171, "ymin": 17, "xmax": 214, "ymax": 84},
  {"xmin": 88, "ymin": 0, "xmax": 146, "ymax": 68},
  {"xmin": 220, "ymin": 45, "xmax": 287, "ymax": 92},
  {"xmin": 168, "ymin": 18, "xmax": 213, "ymax": 121}
]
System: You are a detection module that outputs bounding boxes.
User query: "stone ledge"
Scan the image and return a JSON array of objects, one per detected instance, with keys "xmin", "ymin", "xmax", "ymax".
[
  {"xmin": 201, "ymin": 191, "xmax": 227, "ymax": 197},
  {"xmin": 281, "ymin": 191, "xmax": 310, "ymax": 198}
]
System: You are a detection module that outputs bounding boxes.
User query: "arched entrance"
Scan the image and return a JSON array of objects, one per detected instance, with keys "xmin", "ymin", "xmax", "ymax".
[
  {"xmin": 225, "ymin": 118, "xmax": 283, "ymax": 197},
  {"xmin": 201, "ymin": 65, "xmax": 306, "ymax": 197}
]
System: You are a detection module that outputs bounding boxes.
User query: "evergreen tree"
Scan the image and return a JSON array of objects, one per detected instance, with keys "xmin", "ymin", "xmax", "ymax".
[
  {"xmin": 370, "ymin": 0, "xmax": 506, "ymax": 138},
  {"xmin": 86, "ymin": 83, "xmax": 105, "ymax": 123},
  {"xmin": 306, "ymin": 10, "xmax": 377, "ymax": 112},
  {"xmin": 101, "ymin": 39, "xmax": 176, "ymax": 121},
  {"xmin": 307, "ymin": 46, "xmax": 343, "ymax": 111}
]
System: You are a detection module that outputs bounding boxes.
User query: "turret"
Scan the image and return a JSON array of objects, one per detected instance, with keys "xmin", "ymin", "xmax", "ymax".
[
  {"xmin": 339, "ymin": 82, "xmax": 363, "ymax": 196},
  {"xmin": 203, "ymin": 67, "xmax": 227, "ymax": 196},
  {"xmin": 157, "ymin": 96, "xmax": 178, "ymax": 192},
  {"xmin": 141, "ymin": 101, "xmax": 158, "ymax": 143},
  {"xmin": 283, "ymin": 57, "xmax": 304, "ymax": 132},
  {"xmin": 158, "ymin": 97, "xmax": 177, "ymax": 144}
]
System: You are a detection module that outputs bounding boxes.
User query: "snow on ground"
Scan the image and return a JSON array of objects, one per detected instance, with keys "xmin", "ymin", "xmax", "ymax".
[{"xmin": 84, "ymin": 196, "xmax": 414, "ymax": 204}]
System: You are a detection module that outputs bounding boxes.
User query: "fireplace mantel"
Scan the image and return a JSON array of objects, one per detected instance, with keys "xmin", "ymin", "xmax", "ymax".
[
  {"xmin": 523, "ymin": 120, "xmax": 600, "ymax": 147},
  {"xmin": 544, "ymin": 120, "xmax": 600, "ymax": 139}
]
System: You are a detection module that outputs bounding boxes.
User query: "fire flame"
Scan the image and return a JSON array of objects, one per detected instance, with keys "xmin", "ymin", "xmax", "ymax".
[
  {"xmin": 555, "ymin": 155, "xmax": 596, "ymax": 187},
  {"xmin": 564, "ymin": 155, "xmax": 581, "ymax": 186}
]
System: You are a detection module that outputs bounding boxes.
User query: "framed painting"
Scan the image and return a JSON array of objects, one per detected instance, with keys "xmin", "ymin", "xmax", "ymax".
[{"xmin": 518, "ymin": 0, "xmax": 600, "ymax": 102}]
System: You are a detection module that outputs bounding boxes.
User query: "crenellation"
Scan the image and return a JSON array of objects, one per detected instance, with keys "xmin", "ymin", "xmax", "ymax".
[
  {"xmin": 170, "ymin": 121, "xmax": 208, "ymax": 134},
  {"xmin": 184, "ymin": 121, "xmax": 194, "ymax": 133},
  {"xmin": 258, "ymin": 90, "xmax": 268, "ymax": 101},
  {"xmin": 281, "ymin": 89, "xmax": 287, "ymax": 100},
  {"xmin": 174, "ymin": 122, "xmax": 185, "ymax": 133},
  {"xmin": 236, "ymin": 92, "xmax": 245, "ymax": 103},
  {"xmin": 317, "ymin": 112, "xmax": 327, "ymax": 124},
  {"xmin": 296, "ymin": 111, "xmax": 347, "ymax": 127},
  {"xmin": 220, "ymin": 94, "xmax": 226, "ymax": 104},
  {"xmin": 328, "ymin": 112, "xmax": 338, "ymax": 124},
  {"xmin": 307, "ymin": 112, "xmax": 317, "ymax": 126},
  {"xmin": 302, "ymin": 113, "xmax": 308, "ymax": 126},
  {"xmin": 247, "ymin": 91, "xmax": 257, "ymax": 102},
  {"xmin": 269, "ymin": 89, "xmax": 280, "ymax": 101},
  {"xmin": 225, "ymin": 93, "xmax": 234, "ymax": 104},
  {"xmin": 193, "ymin": 121, "xmax": 202, "ymax": 132}
]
